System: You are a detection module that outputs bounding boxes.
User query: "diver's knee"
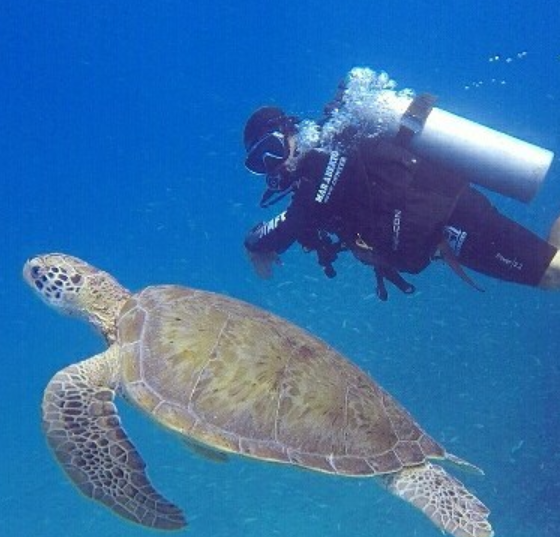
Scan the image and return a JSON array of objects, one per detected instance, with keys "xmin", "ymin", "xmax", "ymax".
[
  {"xmin": 547, "ymin": 215, "xmax": 560, "ymax": 249},
  {"xmin": 539, "ymin": 250, "xmax": 560, "ymax": 290}
]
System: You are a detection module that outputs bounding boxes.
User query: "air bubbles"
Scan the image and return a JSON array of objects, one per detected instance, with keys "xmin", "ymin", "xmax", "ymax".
[
  {"xmin": 464, "ymin": 51, "xmax": 528, "ymax": 91},
  {"xmin": 318, "ymin": 67, "xmax": 412, "ymax": 149},
  {"xmin": 488, "ymin": 51, "xmax": 528, "ymax": 63},
  {"xmin": 464, "ymin": 79, "xmax": 507, "ymax": 91}
]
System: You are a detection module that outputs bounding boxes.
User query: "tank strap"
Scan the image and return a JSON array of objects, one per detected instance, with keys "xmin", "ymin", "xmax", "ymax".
[{"xmin": 395, "ymin": 93, "xmax": 437, "ymax": 147}]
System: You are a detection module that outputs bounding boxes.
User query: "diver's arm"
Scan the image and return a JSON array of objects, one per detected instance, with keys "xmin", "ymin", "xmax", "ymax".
[
  {"xmin": 244, "ymin": 210, "xmax": 301, "ymax": 278},
  {"xmin": 244, "ymin": 209, "xmax": 303, "ymax": 253}
]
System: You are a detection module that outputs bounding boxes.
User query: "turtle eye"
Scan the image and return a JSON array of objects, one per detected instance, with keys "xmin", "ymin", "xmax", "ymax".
[{"xmin": 30, "ymin": 265, "xmax": 41, "ymax": 278}]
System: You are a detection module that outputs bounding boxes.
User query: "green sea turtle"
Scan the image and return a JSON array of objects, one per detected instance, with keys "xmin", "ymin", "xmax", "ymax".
[{"xmin": 23, "ymin": 253, "xmax": 493, "ymax": 537}]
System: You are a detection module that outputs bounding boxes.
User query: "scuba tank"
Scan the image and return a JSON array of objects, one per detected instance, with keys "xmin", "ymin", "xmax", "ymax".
[
  {"xmin": 396, "ymin": 99, "xmax": 554, "ymax": 203},
  {"xmin": 322, "ymin": 67, "xmax": 555, "ymax": 203}
]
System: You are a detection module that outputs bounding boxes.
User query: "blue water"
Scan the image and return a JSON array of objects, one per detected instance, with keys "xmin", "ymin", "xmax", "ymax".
[{"xmin": 2, "ymin": 1, "xmax": 560, "ymax": 535}]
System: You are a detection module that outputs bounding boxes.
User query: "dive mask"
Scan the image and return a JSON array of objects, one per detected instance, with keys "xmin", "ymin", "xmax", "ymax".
[{"xmin": 245, "ymin": 131, "xmax": 288, "ymax": 175}]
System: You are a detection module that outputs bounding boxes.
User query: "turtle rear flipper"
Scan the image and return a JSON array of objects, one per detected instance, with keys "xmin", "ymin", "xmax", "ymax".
[
  {"xmin": 42, "ymin": 349, "xmax": 186, "ymax": 530},
  {"xmin": 381, "ymin": 462, "xmax": 493, "ymax": 537}
]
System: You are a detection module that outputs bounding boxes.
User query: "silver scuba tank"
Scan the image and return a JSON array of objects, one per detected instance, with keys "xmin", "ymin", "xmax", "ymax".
[
  {"xmin": 400, "ymin": 102, "xmax": 554, "ymax": 203},
  {"xmin": 322, "ymin": 67, "xmax": 555, "ymax": 203}
]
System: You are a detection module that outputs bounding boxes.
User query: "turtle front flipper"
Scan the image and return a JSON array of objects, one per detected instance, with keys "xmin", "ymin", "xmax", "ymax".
[
  {"xmin": 42, "ymin": 348, "xmax": 186, "ymax": 530},
  {"xmin": 381, "ymin": 462, "xmax": 493, "ymax": 537}
]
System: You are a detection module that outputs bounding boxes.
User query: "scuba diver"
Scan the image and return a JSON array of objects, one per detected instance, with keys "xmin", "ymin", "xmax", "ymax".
[{"xmin": 242, "ymin": 67, "xmax": 559, "ymax": 301}]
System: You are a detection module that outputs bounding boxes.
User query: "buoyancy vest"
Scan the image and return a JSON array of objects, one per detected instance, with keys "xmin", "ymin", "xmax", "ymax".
[{"xmin": 346, "ymin": 137, "xmax": 469, "ymax": 274}]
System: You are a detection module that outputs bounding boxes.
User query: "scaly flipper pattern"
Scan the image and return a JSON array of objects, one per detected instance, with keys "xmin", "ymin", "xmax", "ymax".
[
  {"xmin": 382, "ymin": 461, "xmax": 493, "ymax": 537},
  {"xmin": 42, "ymin": 348, "xmax": 186, "ymax": 529}
]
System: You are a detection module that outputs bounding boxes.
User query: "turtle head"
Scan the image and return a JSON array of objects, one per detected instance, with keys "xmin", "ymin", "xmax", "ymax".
[{"xmin": 23, "ymin": 253, "xmax": 131, "ymax": 344}]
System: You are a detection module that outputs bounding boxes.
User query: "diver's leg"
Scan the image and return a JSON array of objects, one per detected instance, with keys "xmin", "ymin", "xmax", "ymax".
[
  {"xmin": 446, "ymin": 188, "xmax": 557, "ymax": 289},
  {"xmin": 538, "ymin": 215, "xmax": 560, "ymax": 289},
  {"xmin": 539, "ymin": 252, "xmax": 560, "ymax": 289}
]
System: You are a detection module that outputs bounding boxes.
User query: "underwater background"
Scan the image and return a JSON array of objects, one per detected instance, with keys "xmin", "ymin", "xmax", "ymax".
[{"xmin": 2, "ymin": 0, "xmax": 560, "ymax": 535}]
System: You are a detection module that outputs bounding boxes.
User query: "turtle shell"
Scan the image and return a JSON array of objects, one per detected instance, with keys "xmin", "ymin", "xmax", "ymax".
[{"xmin": 118, "ymin": 285, "xmax": 444, "ymax": 476}]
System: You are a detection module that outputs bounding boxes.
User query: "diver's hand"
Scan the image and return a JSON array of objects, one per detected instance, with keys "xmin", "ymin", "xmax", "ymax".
[{"xmin": 247, "ymin": 250, "xmax": 282, "ymax": 279}]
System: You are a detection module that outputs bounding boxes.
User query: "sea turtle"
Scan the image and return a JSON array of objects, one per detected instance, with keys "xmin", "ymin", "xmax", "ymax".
[{"xmin": 23, "ymin": 253, "xmax": 493, "ymax": 537}]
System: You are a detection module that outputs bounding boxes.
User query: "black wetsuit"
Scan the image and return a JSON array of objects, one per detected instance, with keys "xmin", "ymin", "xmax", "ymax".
[{"xmin": 245, "ymin": 136, "xmax": 556, "ymax": 290}]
